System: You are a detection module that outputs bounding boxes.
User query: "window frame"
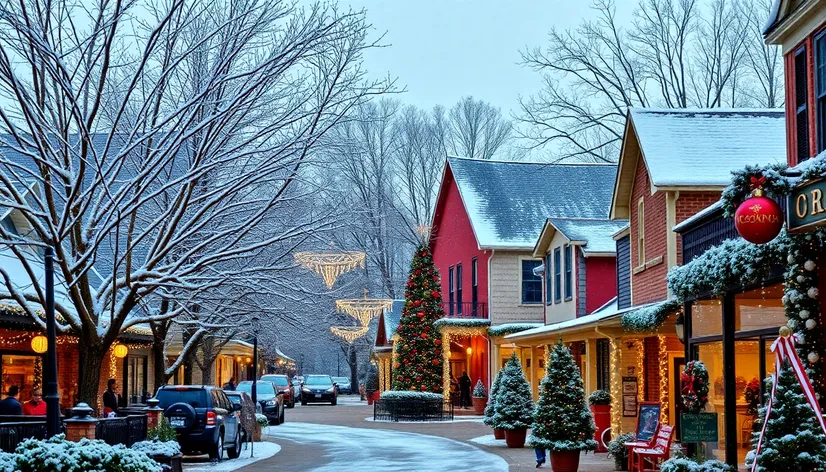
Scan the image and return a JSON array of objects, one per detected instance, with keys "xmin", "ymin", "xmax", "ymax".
[
  {"xmin": 637, "ymin": 197, "xmax": 645, "ymax": 266},
  {"xmin": 520, "ymin": 258, "xmax": 543, "ymax": 305},
  {"xmin": 545, "ymin": 254, "xmax": 552, "ymax": 305},
  {"xmin": 471, "ymin": 257, "xmax": 478, "ymax": 312},
  {"xmin": 795, "ymin": 44, "xmax": 811, "ymax": 162},
  {"xmin": 564, "ymin": 245, "xmax": 573, "ymax": 301},
  {"xmin": 816, "ymin": 32, "xmax": 826, "ymax": 154},
  {"xmin": 456, "ymin": 263, "xmax": 463, "ymax": 314},
  {"xmin": 448, "ymin": 266, "xmax": 455, "ymax": 316},
  {"xmin": 553, "ymin": 248, "xmax": 562, "ymax": 304}
]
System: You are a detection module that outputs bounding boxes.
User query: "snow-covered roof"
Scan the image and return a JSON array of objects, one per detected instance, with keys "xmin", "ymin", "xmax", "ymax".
[
  {"xmin": 538, "ymin": 218, "xmax": 629, "ymax": 256},
  {"xmin": 442, "ymin": 157, "xmax": 617, "ymax": 250},
  {"xmin": 504, "ymin": 302, "xmax": 653, "ymax": 342},
  {"xmin": 629, "ymin": 108, "xmax": 786, "ymax": 187},
  {"xmin": 673, "ymin": 200, "xmax": 723, "ymax": 233},
  {"xmin": 383, "ymin": 300, "xmax": 404, "ymax": 340},
  {"xmin": 0, "ymin": 246, "xmax": 78, "ymax": 318},
  {"xmin": 275, "ymin": 348, "xmax": 295, "ymax": 362}
]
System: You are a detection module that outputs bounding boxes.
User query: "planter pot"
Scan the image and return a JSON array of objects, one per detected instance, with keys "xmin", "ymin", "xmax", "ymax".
[
  {"xmin": 253, "ymin": 423, "xmax": 263, "ymax": 442},
  {"xmin": 493, "ymin": 428, "xmax": 505, "ymax": 440},
  {"xmin": 504, "ymin": 428, "xmax": 527, "ymax": 448},
  {"xmin": 471, "ymin": 397, "xmax": 487, "ymax": 415},
  {"xmin": 590, "ymin": 404, "xmax": 611, "ymax": 452},
  {"xmin": 150, "ymin": 453, "xmax": 182, "ymax": 472},
  {"xmin": 367, "ymin": 394, "xmax": 374, "ymax": 405},
  {"xmin": 550, "ymin": 450, "xmax": 581, "ymax": 472}
]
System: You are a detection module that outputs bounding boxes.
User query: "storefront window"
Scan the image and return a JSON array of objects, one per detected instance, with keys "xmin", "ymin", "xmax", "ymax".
[
  {"xmin": 127, "ymin": 356, "xmax": 146, "ymax": 404},
  {"xmin": 734, "ymin": 341, "xmax": 760, "ymax": 466},
  {"xmin": 696, "ymin": 343, "xmax": 725, "ymax": 462},
  {"xmin": 1, "ymin": 355, "xmax": 38, "ymax": 402},
  {"xmin": 691, "ymin": 299, "xmax": 723, "ymax": 337},
  {"xmin": 735, "ymin": 285, "xmax": 785, "ymax": 333}
]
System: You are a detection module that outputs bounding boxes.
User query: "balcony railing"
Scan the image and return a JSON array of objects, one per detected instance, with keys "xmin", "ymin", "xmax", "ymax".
[{"xmin": 442, "ymin": 302, "xmax": 487, "ymax": 318}]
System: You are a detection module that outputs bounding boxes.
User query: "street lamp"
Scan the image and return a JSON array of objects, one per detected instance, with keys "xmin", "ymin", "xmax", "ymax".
[{"xmin": 250, "ymin": 314, "xmax": 260, "ymax": 458}]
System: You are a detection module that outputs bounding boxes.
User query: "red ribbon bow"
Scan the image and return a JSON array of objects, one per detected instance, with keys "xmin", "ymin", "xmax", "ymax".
[{"xmin": 749, "ymin": 175, "xmax": 766, "ymax": 190}]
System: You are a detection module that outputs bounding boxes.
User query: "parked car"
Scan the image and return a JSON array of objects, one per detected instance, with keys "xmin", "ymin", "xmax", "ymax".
[
  {"xmin": 261, "ymin": 374, "xmax": 295, "ymax": 408},
  {"xmin": 332, "ymin": 377, "xmax": 352, "ymax": 395},
  {"xmin": 236, "ymin": 380, "xmax": 285, "ymax": 425},
  {"xmin": 225, "ymin": 391, "xmax": 256, "ymax": 444},
  {"xmin": 155, "ymin": 385, "xmax": 242, "ymax": 460},
  {"xmin": 300, "ymin": 374, "xmax": 338, "ymax": 405}
]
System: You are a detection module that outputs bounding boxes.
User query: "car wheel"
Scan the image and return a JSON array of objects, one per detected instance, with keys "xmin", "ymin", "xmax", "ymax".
[
  {"xmin": 209, "ymin": 429, "xmax": 224, "ymax": 461},
  {"xmin": 226, "ymin": 428, "xmax": 241, "ymax": 459},
  {"xmin": 331, "ymin": 397, "xmax": 337, "ymax": 406},
  {"xmin": 301, "ymin": 400, "xmax": 307, "ymax": 406},
  {"xmin": 287, "ymin": 399, "xmax": 295, "ymax": 409}
]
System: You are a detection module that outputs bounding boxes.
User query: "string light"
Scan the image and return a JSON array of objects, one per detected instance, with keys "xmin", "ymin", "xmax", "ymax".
[
  {"xmin": 635, "ymin": 339, "xmax": 645, "ymax": 403},
  {"xmin": 438, "ymin": 325, "xmax": 487, "ymax": 396},
  {"xmin": 330, "ymin": 326, "xmax": 369, "ymax": 343},
  {"xmin": 295, "ymin": 251, "xmax": 366, "ymax": 289},
  {"xmin": 335, "ymin": 293, "xmax": 393, "ymax": 326},
  {"xmin": 658, "ymin": 335, "xmax": 668, "ymax": 424},
  {"xmin": 609, "ymin": 337, "xmax": 622, "ymax": 435}
]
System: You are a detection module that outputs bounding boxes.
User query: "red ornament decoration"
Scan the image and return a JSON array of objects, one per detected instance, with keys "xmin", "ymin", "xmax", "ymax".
[
  {"xmin": 434, "ymin": 339, "xmax": 442, "ymax": 346},
  {"xmin": 414, "ymin": 300, "xmax": 421, "ymax": 307},
  {"xmin": 417, "ymin": 311, "xmax": 425, "ymax": 318},
  {"xmin": 734, "ymin": 179, "xmax": 783, "ymax": 244},
  {"xmin": 420, "ymin": 385, "xmax": 427, "ymax": 391},
  {"xmin": 431, "ymin": 290, "xmax": 439, "ymax": 297}
]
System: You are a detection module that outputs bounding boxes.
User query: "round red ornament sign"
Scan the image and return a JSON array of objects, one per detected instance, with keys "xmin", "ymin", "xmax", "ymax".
[{"xmin": 734, "ymin": 190, "xmax": 783, "ymax": 244}]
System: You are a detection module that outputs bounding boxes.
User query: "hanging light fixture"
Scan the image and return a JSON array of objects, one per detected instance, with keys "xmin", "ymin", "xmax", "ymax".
[
  {"xmin": 31, "ymin": 335, "xmax": 47, "ymax": 354},
  {"xmin": 295, "ymin": 251, "xmax": 366, "ymax": 289},
  {"xmin": 113, "ymin": 344, "xmax": 129, "ymax": 359},
  {"xmin": 675, "ymin": 312, "xmax": 685, "ymax": 343}
]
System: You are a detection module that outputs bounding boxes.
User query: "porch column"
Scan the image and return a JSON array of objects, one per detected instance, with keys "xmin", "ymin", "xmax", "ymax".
[
  {"xmin": 529, "ymin": 345, "xmax": 538, "ymax": 400},
  {"xmin": 490, "ymin": 341, "xmax": 500, "ymax": 387}
]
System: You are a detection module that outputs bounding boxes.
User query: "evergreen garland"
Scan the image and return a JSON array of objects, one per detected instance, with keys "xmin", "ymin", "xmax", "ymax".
[
  {"xmin": 483, "ymin": 368, "xmax": 504, "ymax": 428},
  {"xmin": 621, "ymin": 299, "xmax": 681, "ymax": 333},
  {"xmin": 391, "ymin": 245, "xmax": 445, "ymax": 393},
  {"xmin": 528, "ymin": 340, "xmax": 597, "ymax": 452},
  {"xmin": 495, "ymin": 353, "xmax": 534, "ymax": 431},
  {"xmin": 746, "ymin": 362, "xmax": 826, "ymax": 471}
]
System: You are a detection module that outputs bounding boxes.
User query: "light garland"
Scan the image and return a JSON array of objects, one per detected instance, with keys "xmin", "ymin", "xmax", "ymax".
[
  {"xmin": 658, "ymin": 335, "xmax": 668, "ymax": 424},
  {"xmin": 609, "ymin": 337, "xmax": 623, "ymax": 435},
  {"xmin": 635, "ymin": 339, "xmax": 645, "ymax": 403},
  {"xmin": 336, "ymin": 297, "xmax": 394, "ymax": 326},
  {"xmin": 109, "ymin": 349, "xmax": 117, "ymax": 379},
  {"xmin": 439, "ymin": 325, "xmax": 489, "ymax": 397},
  {"xmin": 330, "ymin": 325, "xmax": 369, "ymax": 343},
  {"xmin": 295, "ymin": 251, "xmax": 366, "ymax": 289}
]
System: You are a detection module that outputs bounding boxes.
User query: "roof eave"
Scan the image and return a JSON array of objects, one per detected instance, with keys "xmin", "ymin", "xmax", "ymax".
[
  {"xmin": 582, "ymin": 250, "xmax": 616, "ymax": 257},
  {"xmin": 610, "ymin": 114, "xmax": 636, "ymax": 221}
]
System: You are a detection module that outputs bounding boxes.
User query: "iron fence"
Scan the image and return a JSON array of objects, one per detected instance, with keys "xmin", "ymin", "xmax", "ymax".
[
  {"xmin": 95, "ymin": 414, "xmax": 147, "ymax": 447},
  {"xmin": 373, "ymin": 398, "xmax": 454, "ymax": 422},
  {"xmin": 0, "ymin": 421, "xmax": 47, "ymax": 453}
]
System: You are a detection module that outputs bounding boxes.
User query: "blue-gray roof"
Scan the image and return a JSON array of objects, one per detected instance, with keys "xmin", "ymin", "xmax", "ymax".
[
  {"xmin": 383, "ymin": 300, "xmax": 404, "ymax": 339},
  {"xmin": 547, "ymin": 218, "xmax": 630, "ymax": 254},
  {"xmin": 447, "ymin": 157, "xmax": 617, "ymax": 249}
]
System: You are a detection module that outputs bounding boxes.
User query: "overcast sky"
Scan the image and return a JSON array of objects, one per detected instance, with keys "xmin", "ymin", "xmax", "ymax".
[{"xmin": 340, "ymin": 0, "xmax": 636, "ymax": 117}]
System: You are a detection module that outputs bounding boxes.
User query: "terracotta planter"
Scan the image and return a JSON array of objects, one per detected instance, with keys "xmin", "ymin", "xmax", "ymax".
[
  {"xmin": 367, "ymin": 393, "xmax": 375, "ymax": 405},
  {"xmin": 252, "ymin": 423, "xmax": 263, "ymax": 442},
  {"xmin": 493, "ymin": 428, "xmax": 505, "ymax": 440},
  {"xmin": 504, "ymin": 427, "xmax": 527, "ymax": 448},
  {"xmin": 590, "ymin": 404, "xmax": 611, "ymax": 452},
  {"xmin": 550, "ymin": 450, "xmax": 581, "ymax": 472},
  {"xmin": 471, "ymin": 397, "xmax": 487, "ymax": 415}
]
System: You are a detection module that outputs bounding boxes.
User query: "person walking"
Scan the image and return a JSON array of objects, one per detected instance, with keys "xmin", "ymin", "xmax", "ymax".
[
  {"xmin": 458, "ymin": 371, "xmax": 472, "ymax": 408},
  {"xmin": 102, "ymin": 378, "xmax": 120, "ymax": 417},
  {"xmin": 223, "ymin": 377, "xmax": 237, "ymax": 391},
  {"xmin": 22, "ymin": 389, "xmax": 46, "ymax": 416},
  {"xmin": 0, "ymin": 386, "xmax": 23, "ymax": 415},
  {"xmin": 534, "ymin": 447, "xmax": 547, "ymax": 468}
]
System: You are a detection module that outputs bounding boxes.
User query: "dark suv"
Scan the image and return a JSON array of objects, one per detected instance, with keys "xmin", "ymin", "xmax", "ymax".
[
  {"xmin": 300, "ymin": 374, "xmax": 338, "ymax": 405},
  {"xmin": 155, "ymin": 385, "xmax": 242, "ymax": 460}
]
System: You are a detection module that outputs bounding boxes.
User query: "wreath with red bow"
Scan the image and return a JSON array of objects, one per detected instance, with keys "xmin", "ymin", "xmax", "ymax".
[{"xmin": 681, "ymin": 361, "xmax": 709, "ymax": 414}]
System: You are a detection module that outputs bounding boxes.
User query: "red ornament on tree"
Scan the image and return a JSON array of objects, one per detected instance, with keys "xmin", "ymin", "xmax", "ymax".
[
  {"xmin": 414, "ymin": 300, "xmax": 421, "ymax": 307},
  {"xmin": 734, "ymin": 177, "xmax": 783, "ymax": 245},
  {"xmin": 434, "ymin": 339, "xmax": 442, "ymax": 346}
]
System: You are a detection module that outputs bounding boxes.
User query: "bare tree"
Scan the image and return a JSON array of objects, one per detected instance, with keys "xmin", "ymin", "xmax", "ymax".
[
  {"xmin": 518, "ymin": 0, "xmax": 782, "ymax": 162},
  {"xmin": 448, "ymin": 97, "xmax": 512, "ymax": 160},
  {"xmin": 0, "ymin": 0, "xmax": 388, "ymax": 405}
]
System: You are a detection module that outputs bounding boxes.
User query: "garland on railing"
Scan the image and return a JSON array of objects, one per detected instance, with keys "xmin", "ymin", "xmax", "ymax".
[
  {"xmin": 487, "ymin": 323, "xmax": 542, "ymax": 337},
  {"xmin": 621, "ymin": 299, "xmax": 682, "ymax": 333},
  {"xmin": 432, "ymin": 318, "xmax": 490, "ymax": 329}
]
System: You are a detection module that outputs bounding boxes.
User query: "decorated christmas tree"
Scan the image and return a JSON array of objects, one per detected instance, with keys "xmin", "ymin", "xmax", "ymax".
[
  {"xmin": 483, "ymin": 368, "xmax": 504, "ymax": 428},
  {"xmin": 747, "ymin": 361, "xmax": 826, "ymax": 471},
  {"xmin": 496, "ymin": 353, "xmax": 534, "ymax": 430},
  {"xmin": 528, "ymin": 340, "xmax": 597, "ymax": 452},
  {"xmin": 391, "ymin": 244, "xmax": 445, "ymax": 393}
]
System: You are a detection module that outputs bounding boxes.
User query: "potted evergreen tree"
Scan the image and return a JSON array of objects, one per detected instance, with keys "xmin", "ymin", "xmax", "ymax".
[
  {"xmin": 484, "ymin": 368, "xmax": 505, "ymax": 439},
  {"xmin": 588, "ymin": 389, "xmax": 611, "ymax": 452},
  {"xmin": 497, "ymin": 353, "xmax": 534, "ymax": 448},
  {"xmin": 365, "ymin": 365, "xmax": 380, "ymax": 405},
  {"xmin": 529, "ymin": 340, "xmax": 597, "ymax": 471},
  {"xmin": 471, "ymin": 380, "xmax": 487, "ymax": 415}
]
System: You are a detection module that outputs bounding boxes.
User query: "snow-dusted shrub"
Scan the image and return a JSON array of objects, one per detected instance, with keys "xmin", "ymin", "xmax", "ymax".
[
  {"xmin": 495, "ymin": 353, "xmax": 533, "ymax": 431},
  {"xmin": 472, "ymin": 380, "xmax": 487, "ymax": 399},
  {"xmin": 365, "ymin": 365, "xmax": 380, "ymax": 395},
  {"xmin": 131, "ymin": 440, "xmax": 181, "ymax": 458},
  {"xmin": 14, "ymin": 434, "xmax": 162, "ymax": 472},
  {"xmin": 379, "ymin": 391, "xmax": 444, "ymax": 401},
  {"xmin": 146, "ymin": 416, "xmax": 177, "ymax": 442},
  {"xmin": 660, "ymin": 458, "xmax": 734, "ymax": 472},
  {"xmin": 256, "ymin": 414, "xmax": 269, "ymax": 426},
  {"xmin": 607, "ymin": 433, "xmax": 635, "ymax": 469},
  {"xmin": 0, "ymin": 452, "xmax": 15, "ymax": 472},
  {"xmin": 487, "ymin": 323, "xmax": 541, "ymax": 337},
  {"xmin": 588, "ymin": 389, "xmax": 610, "ymax": 406},
  {"xmin": 483, "ymin": 369, "xmax": 504, "ymax": 428}
]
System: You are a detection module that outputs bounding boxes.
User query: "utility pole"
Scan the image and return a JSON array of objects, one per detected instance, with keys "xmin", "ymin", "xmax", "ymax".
[{"xmin": 337, "ymin": 350, "xmax": 340, "ymax": 377}]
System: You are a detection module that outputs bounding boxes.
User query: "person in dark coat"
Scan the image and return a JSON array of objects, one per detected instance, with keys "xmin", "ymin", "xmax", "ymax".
[
  {"xmin": 458, "ymin": 371, "xmax": 472, "ymax": 408},
  {"xmin": 223, "ymin": 377, "xmax": 236, "ymax": 391},
  {"xmin": 102, "ymin": 378, "xmax": 120, "ymax": 417},
  {"xmin": 0, "ymin": 386, "xmax": 23, "ymax": 415}
]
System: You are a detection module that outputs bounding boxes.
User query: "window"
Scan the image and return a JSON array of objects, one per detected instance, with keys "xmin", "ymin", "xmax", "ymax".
[
  {"xmin": 596, "ymin": 339, "xmax": 610, "ymax": 391},
  {"xmin": 456, "ymin": 264, "xmax": 463, "ymax": 314},
  {"xmin": 564, "ymin": 245, "xmax": 573, "ymax": 300},
  {"xmin": 545, "ymin": 254, "xmax": 552, "ymax": 304},
  {"xmin": 521, "ymin": 259, "xmax": 543, "ymax": 304},
  {"xmin": 796, "ymin": 46, "xmax": 811, "ymax": 162},
  {"xmin": 471, "ymin": 258, "xmax": 478, "ymax": 312},
  {"xmin": 637, "ymin": 198, "xmax": 645, "ymax": 266},
  {"xmin": 448, "ymin": 266, "xmax": 454, "ymax": 316},
  {"xmin": 817, "ymin": 34, "xmax": 826, "ymax": 154},
  {"xmin": 553, "ymin": 248, "xmax": 562, "ymax": 303}
]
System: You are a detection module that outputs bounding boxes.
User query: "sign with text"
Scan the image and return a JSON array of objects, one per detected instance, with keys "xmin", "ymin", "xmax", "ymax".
[
  {"xmin": 788, "ymin": 178, "xmax": 826, "ymax": 232},
  {"xmin": 680, "ymin": 412, "xmax": 719, "ymax": 443},
  {"xmin": 622, "ymin": 376, "xmax": 638, "ymax": 417}
]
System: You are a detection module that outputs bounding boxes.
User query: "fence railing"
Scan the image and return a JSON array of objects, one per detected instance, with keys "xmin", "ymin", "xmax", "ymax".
[
  {"xmin": 0, "ymin": 421, "xmax": 47, "ymax": 453},
  {"xmin": 95, "ymin": 414, "xmax": 148, "ymax": 447},
  {"xmin": 442, "ymin": 301, "xmax": 487, "ymax": 318},
  {"xmin": 373, "ymin": 398, "xmax": 454, "ymax": 422}
]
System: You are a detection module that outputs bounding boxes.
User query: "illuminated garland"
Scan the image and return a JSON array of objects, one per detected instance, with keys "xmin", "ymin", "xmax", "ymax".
[
  {"xmin": 330, "ymin": 326, "xmax": 369, "ymax": 343},
  {"xmin": 487, "ymin": 323, "xmax": 542, "ymax": 337},
  {"xmin": 335, "ymin": 297, "xmax": 394, "ymax": 326},
  {"xmin": 658, "ymin": 335, "xmax": 668, "ymax": 424},
  {"xmin": 609, "ymin": 338, "xmax": 622, "ymax": 435},
  {"xmin": 635, "ymin": 340, "xmax": 645, "ymax": 403},
  {"xmin": 439, "ymin": 324, "xmax": 489, "ymax": 397},
  {"xmin": 295, "ymin": 251, "xmax": 365, "ymax": 289},
  {"xmin": 33, "ymin": 357, "xmax": 42, "ymax": 390},
  {"xmin": 621, "ymin": 300, "xmax": 682, "ymax": 333}
]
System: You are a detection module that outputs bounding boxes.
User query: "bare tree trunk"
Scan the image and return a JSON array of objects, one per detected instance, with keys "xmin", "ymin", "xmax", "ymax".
[
  {"xmin": 349, "ymin": 343, "xmax": 358, "ymax": 397},
  {"xmin": 77, "ymin": 342, "xmax": 107, "ymax": 411}
]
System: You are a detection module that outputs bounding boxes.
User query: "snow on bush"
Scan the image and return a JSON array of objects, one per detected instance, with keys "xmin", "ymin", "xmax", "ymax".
[
  {"xmin": 621, "ymin": 299, "xmax": 681, "ymax": 333},
  {"xmin": 0, "ymin": 452, "xmax": 15, "ymax": 472},
  {"xmin": 483, "ymin": 369, "xmax": 504, "ymax": 428},
  {"xmin": 256, "ymin": 414, "xmax": 269, "ymax": 426},
  {"xmin": 660, "ymin": 458, "xmax": 734, "ymax": 472},
  {"xmin": 131, "ymin": 440, "xmax": 181, "ymax": 458},
  {"xmin": 472, "ymin": 380, "xmax": 487, "ymax": 399},
  {"xmin": 587, "ymin": 389, "xmax": 610, "ymax": 406},
  {"xmin": 487, "ymin": 323, "xmax": 541, "ymax": 337},
  {"xmin": 13, "ymin": 434, "xmax": 162, "ymax": 472},
  {"xmin": 380, "ymin": 391, "xmax": 444, "ymax": 401},
  {"xmin": 495, "ymin": 353, "xmax": 533, "ymax": 431}
]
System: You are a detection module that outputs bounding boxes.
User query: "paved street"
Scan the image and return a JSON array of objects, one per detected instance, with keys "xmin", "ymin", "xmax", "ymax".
[{"xmin": 238, "ymin": 395, "xmax": 616, "ymax": 471}]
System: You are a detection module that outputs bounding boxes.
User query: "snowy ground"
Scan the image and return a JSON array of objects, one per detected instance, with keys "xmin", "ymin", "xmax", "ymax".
[
  {"xmin": 365, "ymin": 416, "xmax": 484, "ymax": 424},
  {"xmin": 265, "ymin": 422, "xmax": 508, "ymax": 472},
  {"xmin": 469, "ymin": 434, "xmax": 508, "ymax": 447},
  {"xmin": 182, "ymin": 442, "xmax": 281, "ymax": 471}
]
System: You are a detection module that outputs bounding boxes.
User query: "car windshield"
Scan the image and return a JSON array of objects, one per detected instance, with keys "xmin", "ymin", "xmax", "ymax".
[
  {"xmin": 236, "ymin": 382, "xmax": 275, "ymax": 395},
  {"xmin": 304, "ymin": 375, "xmax": 332, "ymax": 386},
  {"xmin": 333, "ymin": 377, "xmax": 348, "ymax": 383},
  {"xmin": 225, "ymin": 394, "xmax": 242, "ymax": 406},
  {"xmin": 262, "ymin": 376, "xmax": 289, "ymax": 387},
  {"xmin": 156, "ymin": 388, "xmax": 208, "ymax": 409}
]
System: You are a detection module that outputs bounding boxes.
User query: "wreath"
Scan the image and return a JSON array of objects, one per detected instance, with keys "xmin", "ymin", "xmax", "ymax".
[{"xmin": 681, "ymin": 361, "xmax": 709, "ymax": 414}]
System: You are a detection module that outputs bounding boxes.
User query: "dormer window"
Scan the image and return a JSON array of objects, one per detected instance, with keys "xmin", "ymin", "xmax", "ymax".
[
  {"xmin": 796, "ymin": 45, "xmax": 811, "ymax": 162},
  {"xmin": 817, "ymin": 33, "xmax": 826, "ymax": 155}
]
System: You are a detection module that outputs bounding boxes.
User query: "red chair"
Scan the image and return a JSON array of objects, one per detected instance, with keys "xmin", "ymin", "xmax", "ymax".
[
  {"xmin": 631, "ymin": 424, "xmax": 674, "ymax": 471},
  {"xmin": 623, "ymin": 422, "xmax": 661, "ymax": 472}
]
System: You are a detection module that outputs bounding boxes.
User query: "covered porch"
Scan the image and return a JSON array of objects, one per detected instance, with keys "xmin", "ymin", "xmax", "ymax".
[{"xmin": 434, "ymin": 318, "xmax": 490, "ymax": 405}]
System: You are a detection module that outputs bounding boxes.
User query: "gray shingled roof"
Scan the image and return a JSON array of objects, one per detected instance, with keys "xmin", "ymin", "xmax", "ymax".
[
  {"xmin": 547, "ymin": 218, "xmax": 630, "ymax": 254},
  {"xmin": 447, "ymin": 157, "xmax": 617, "ymax": 249},
  {"xmin": 383, "ymin": 300, "xmax": 404, "ymax": 339}
]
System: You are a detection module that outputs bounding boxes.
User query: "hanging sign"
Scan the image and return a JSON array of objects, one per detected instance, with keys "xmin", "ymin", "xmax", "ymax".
[
  {"xmin": 788, "ymin": 177, "xmax": 826, "ymax": 232},
  {"xmin": 680, "ymin": 412, "xmax": 719, "ymax": 442},
  {"xmin": 622, "ymin": 376, "xmax": 638, "ymax": 417}
]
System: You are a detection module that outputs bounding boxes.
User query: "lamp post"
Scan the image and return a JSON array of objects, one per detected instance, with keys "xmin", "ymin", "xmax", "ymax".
[
  {"xmin": 250, "ymin": 315, "xmax": 259, "ymax": 458},
  {"xmin": 44, "ymin": 246, "xmax": 59, "ymax": 438}
]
